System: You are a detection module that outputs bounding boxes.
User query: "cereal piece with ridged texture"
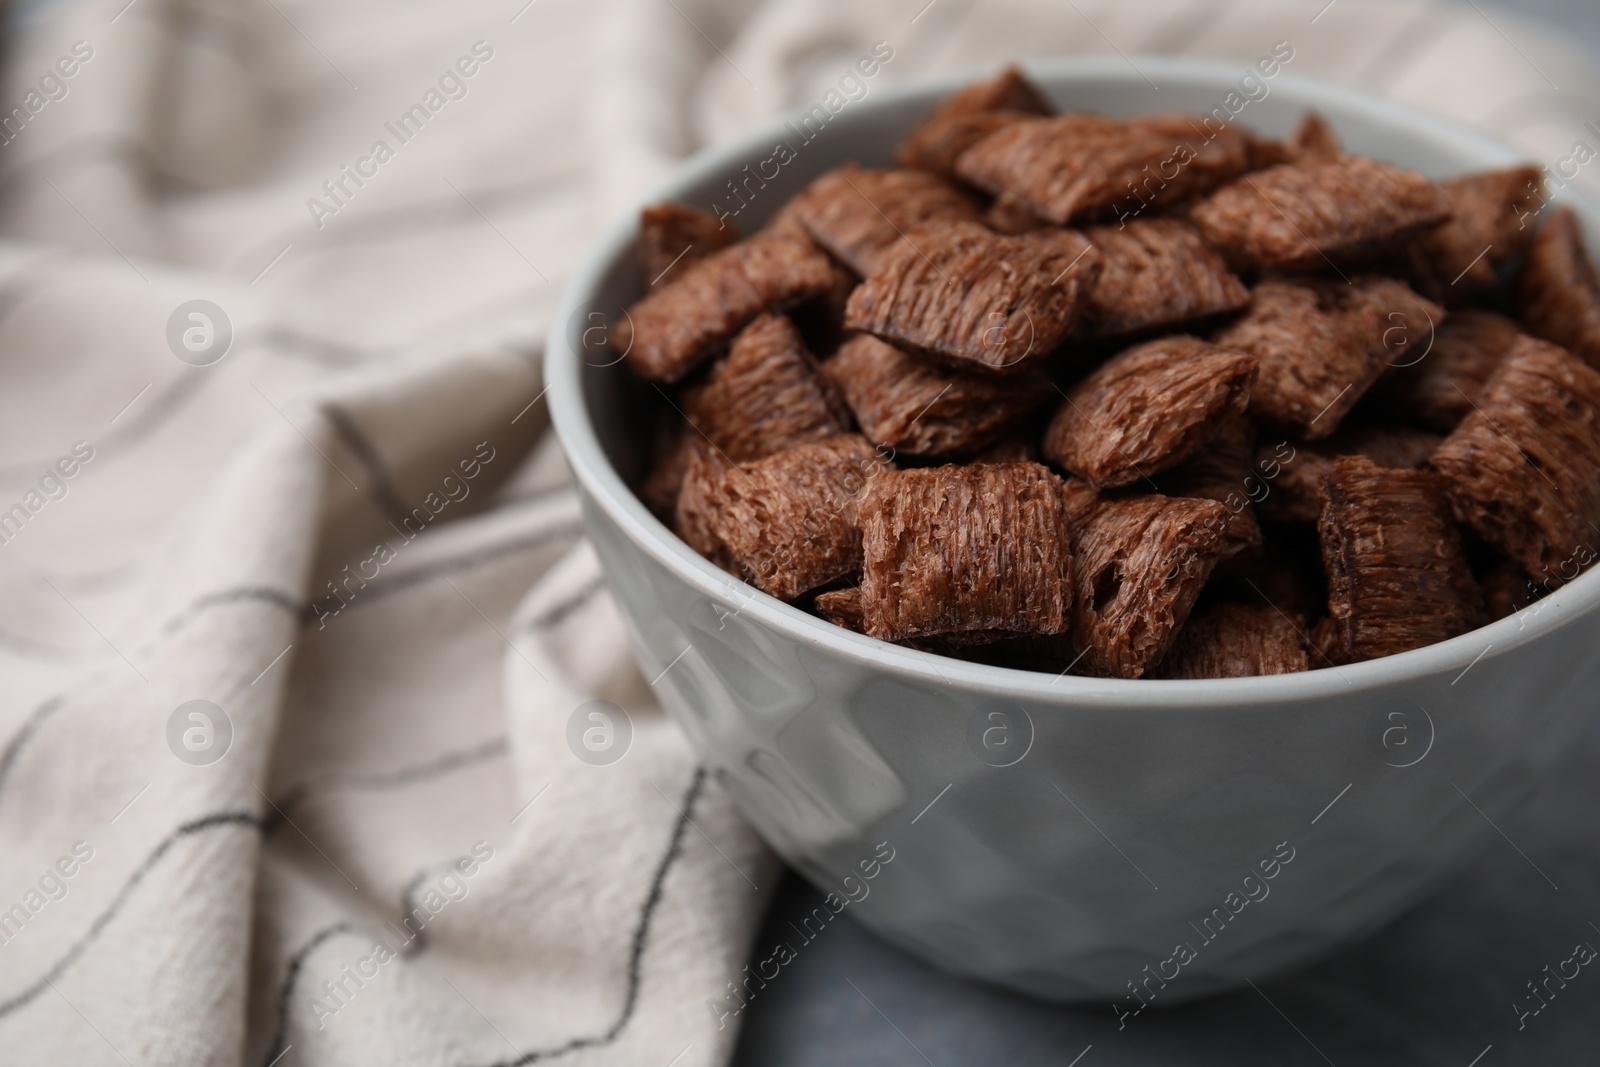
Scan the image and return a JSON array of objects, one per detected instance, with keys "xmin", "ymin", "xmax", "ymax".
[
  {"xmin": 1431, "ymin": 335, "xmax": 1600, "ymax": 584},
  {"xmin": 824, "ymin": 334, "xmax": 1050, "ymax": 458},
  {"xmin": 1367, "ymin": 309, "xmax": 1522, "ymax": 432},
  {"xmin": 983, "ymin": 191, "xmax": 1052, "ymax": 235},
  {"xmin": 858, "ymin": 463, "xmax": 1072, "ymax": 642},
  {"xmin": 814, "ymin": 587, "xmax": 866, "ymax": 632},
  {"xmin": 687, "ymin": 313, "xmax": 849, "ymax": 461},
  {"xmin": 1155, "ymin": 411, "xmax": 1263, "ymax": 559},
  {"xmin": 1076, "ymin": 218, "xmax": 1249, "ymax": 339},
  {"xmin": 1042, "ymin": 335, "xmax": 1257, "ymax": 488},
  {"xmin": 1289, "ymin": 111, "xmax": 1341, "ymax": 162},
  {"xmin": 844, "ymin": 221, "xmax": 1098, "ymax": 375},
  {"xmin": 1155, "ymin": 602, "xmax": 1309, "ymax": 679},
  {"xmin": 1319, "ymin": 456, "xmax": 1484, "ymax": 661},
  {"xmin": 896, "ymin": 65, "xmax": 1052, "ymax": 176},
  {"xmin": 639, "ymin": 202, "xmax": 738, "ymax": 289},
  {"xmin": 1190, "ymin": 157, "xmax": 1450, "ymax": 271},
  {"xmin": 1256, "ymin": 424, "xmax": 1443, "ymax": 524},
  {"xmin": 1308, "ymin": 615, "xmax": 1348, "ymax": 668},
  {"xmin": 1517, "ymin": 207, "xmax": 1600, "ymax": 369},
  {"xmin": 703, "ymin": 435, "xmax": 889, "ymax": 601},
  {"xmin": 1407, "ymin": 167, "xmax": 1543, "ymax": 297},
  {"xmin": 1069, "ymin": 493, "xmax": 1231, "ymax": 678},
  {"xmin": 615, "ymin": 229, "xmax": 837, "ymax": 383},
  {"xmin": 788, "ymin": 164, "xmax": 982, "ymax": 277},
  {"xmin": 955, "ymin": 113, "xmax": 1250, "ymax": 224},
  {"xmin": 674, "ymin": 442, "xmax": 737, "ymax": 573},
  {"xmin": 1214, "ymin": 276, "xmax": 1443, "ymax": 439}
]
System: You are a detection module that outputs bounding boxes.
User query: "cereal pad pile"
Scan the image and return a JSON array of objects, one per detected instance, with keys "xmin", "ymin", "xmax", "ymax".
[{"xmin": 616, "ymin": 66, "xmax": 1600, "ymax": 679}]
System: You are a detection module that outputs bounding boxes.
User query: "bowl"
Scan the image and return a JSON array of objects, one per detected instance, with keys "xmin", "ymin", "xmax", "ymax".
[{"xmin": 546, "ymin": 56, "xmax": 1600, "ymax": 1003}]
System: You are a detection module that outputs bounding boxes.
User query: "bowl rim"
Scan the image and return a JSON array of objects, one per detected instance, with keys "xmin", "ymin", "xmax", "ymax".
[{"xmin": 547, "ymin": 54, "xmax": 1600, "ymax": 709}]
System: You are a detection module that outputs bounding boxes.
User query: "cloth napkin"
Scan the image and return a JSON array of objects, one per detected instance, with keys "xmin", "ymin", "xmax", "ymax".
[{"xmin": 0, "ymin": 0, "xmax": 1595, "ymax": 1065}]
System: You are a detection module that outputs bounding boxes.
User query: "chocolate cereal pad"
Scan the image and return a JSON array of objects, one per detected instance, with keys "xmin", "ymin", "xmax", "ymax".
[
  {"xmin": 616, "ymin": 227, "xmax": 836, "ymax": 383},
  {"xmin": 686, "ymin": 313, "xmax": 850, "ymax": 462},
  {"xmin": 1518, "ymin": 206, "xmax": 1600, "ymax": 369},
  {"xmin": 954, "ymin": 113, "xmax": 1252, "ymax": 225},
  {"xmin": 824, "ymin": 333, "xmax": 1051, "ymax": 459},
  {"xmin": 1190, "ymin": 157, "xmax": 1449, "ymax": 271},
  {"xmin": 788, "ymin": 164, "xmax": 982, "ymax": 277},
  {"xmin": 638, "ymin": 202, "xmax": 739, "ymax": 288},
  {"xmin": 1042, "ymin": 335, "xmax": 1257, "ymax": 489},
  {"xmin": 1432, "ymin": 335, "xmax": 1600, "ymax": 585},
  {"xmin": 843, "ymin": 220, "xmax": 1099, "ymax": 374},
  {"xmin": 620, "ymin": 68, "xmax": 1600, "ymax": 677},
  {"xmin": 1319, "ymin": 456, "xmax": 1484, "ymax": 661},
  {"xmin": 858, "ymin": 463, "xmax": 1072, "ymax": 643},
  {"xmin": 696, "ymin": 435, "xmax": 891, "ymax": 601},
  {"xmin": 897, "ymin": 65, "xmax": 1053, "ymax": 178},
  {"xmin": 1214, "ymin": 276, "xmax": 1443, "ymax": 439}
]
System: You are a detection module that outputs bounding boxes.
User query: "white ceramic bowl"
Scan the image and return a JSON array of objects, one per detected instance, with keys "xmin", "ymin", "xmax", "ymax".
[{"xmin": 547, "ymin": 57, "xmax": 1600, "ymax": 1003}]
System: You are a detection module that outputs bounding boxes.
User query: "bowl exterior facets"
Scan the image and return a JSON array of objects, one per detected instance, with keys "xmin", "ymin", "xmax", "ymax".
[{"xmin": 548, "ymin": 57, "xmax": 1600, "ymax": 1003}]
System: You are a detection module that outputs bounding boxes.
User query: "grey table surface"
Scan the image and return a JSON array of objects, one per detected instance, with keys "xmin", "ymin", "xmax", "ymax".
[{"xmin": 730, "ymin": 3, "xmax": 1600, "ymax": 1064}]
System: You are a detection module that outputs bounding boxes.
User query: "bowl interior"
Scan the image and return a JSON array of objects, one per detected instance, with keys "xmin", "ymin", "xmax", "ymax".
[{"xmin": 551, "ymin": 55, "xmax": 1600, "ymax": 702}]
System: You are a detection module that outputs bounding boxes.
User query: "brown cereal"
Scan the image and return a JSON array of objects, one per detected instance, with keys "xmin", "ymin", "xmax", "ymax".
[
  {"xmin": 639, "ymin": 202, "xmax": 739, "ymax": 288},
  {"xmin": 1190, "ymin": 157, "xmax": 1450, "ymax": 271},
  {"xmin": 899, "ymin": 111, "xmax": 1039, "ymax": 179},
  {"xmin": 1075, "ymin": 218, "xmax": 1250, "ymax": 339},
  {"xmin": 687, "ymin": 313, "xmax": 850, "ymax": 461},
  {"xmin": 1407, "ymin": 167, "xmax": 1544, "ymax": 297},
  {"xmin": 1367, "ymin": 309, "xmax": 1522, "ymax": 431},
  {"xmin": 814, "ymin": 587, "xmax": 866, "ymax": 632},
  {"xmin": 703, "ymin": 435, "xmax": 890, "ymax": 601},
  {"xmin": 1308, "ymin": 615, "xmax": 1348, "ymax": 668},
  {"xmin": 1319, "ymin": 456, "xmax": 1485, "ymax": 661},
  {"xmin": 1068, "ymin": 492, "xmax": 1232, "ymax": 677},
  {"xmin": 954, "ymin": 114, "xmax": 1246, "ymax": 224},
  {"xmin": 1289, "ymin": 111, "xmax": 1341, "ymax": 162},
  {"xmin": 1256, "ymin": 423, "xmax": 1443, "ymax": 524},
  {"xmin": 1155, "ymin": 602, "xmax": 1309, "ymax": 679},
  {"xmin": 823, "ymin": 333, "xmax": 1050, "ymax": 458},
  {"xmin": 675, "ymin": 443, "xmax": 737, "ymax": 572},
  {"xmin": 616, "ymin": 229, "xmax": 837, "ymax": 382},
  {"xmin": 858, "ymin": 463, "xmax": 1072, "ymax": 642},
  {"xmin": 933, "ymin": 64, "xmax": 1053, "ymax": 119},
  {"xmin": 1431, "ymin": 335, "xmax": 1600, "ymax": 584},
  {"xmin": 896, "ymin": 66, "xmax": 1053, "ymax": 176},
  {"xmin": 983, "ymin": 191, "xmax": 1052, "ymax": 235},
  {"xmin": 1517, "ymin": 206, "xmax": 1600, "ymax": 369},
  {"xmin": 844, "ymin": 221, "xmax": 1099, "ymax": 374},
  {"xmin": 1155, "ymin": 411, "xmax": 1263, "ymax": 559},
  {"xmin": 1214, "ymin": 276, "xmax": 1444, "ymax": 438},
  {"xmin": 788, "ymin": 164, "xmax": 982, "ymax": 277},
  {"xmin": 1041, "ymin": 335, "xmax": 1257, "ymax": 488},
  {"xmin": 1127, "ymin": 114, "xmax": 1257, "ymax": 202}
]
